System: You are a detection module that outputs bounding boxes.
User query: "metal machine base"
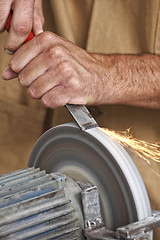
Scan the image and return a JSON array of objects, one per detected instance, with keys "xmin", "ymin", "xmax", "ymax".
[{"xmin": 0, "ymin": 167, "xmax": 159, "ymax": 239}]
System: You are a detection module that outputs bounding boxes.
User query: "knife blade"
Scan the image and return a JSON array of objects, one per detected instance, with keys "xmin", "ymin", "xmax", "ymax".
[{"xmin": 66, "ymin": 104, "xmax": 98, "ymax": 131}]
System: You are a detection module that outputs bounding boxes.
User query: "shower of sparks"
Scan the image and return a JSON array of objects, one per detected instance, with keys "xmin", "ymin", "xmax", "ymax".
[{"xmin": 100, "ymin": 128, "xmax": 160, "ymax": 164}]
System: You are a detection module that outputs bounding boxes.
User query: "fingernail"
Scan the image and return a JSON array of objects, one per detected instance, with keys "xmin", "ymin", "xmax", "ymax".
[
  {"xmin": 41, "ymin": 96, "xmax": 48, "ymax": 106},
  {"xmin": 28, "ymin": 88, "xmax": 35, "ymax": 98},
  {"xmin": 2, "ymin": 65, "xmax": 10, "ymax": 74},
  {"xmin": 35, "ymin": 28, "xmax": 43, "ymax": 35},
  {"xmin": 4, "ymin": 48, "xmax": 14, "ymax": 55},
  {"xmin": 2, "ymin": 65, "xmax": 18, "ymax": 80}
]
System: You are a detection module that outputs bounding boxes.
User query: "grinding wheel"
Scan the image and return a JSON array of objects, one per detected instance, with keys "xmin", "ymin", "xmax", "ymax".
[{"xmin": 28, "ymin": 123, "xmax": 152, "ymax": 236}]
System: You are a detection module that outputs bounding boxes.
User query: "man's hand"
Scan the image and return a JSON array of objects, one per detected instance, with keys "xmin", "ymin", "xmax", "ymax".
[
  {"xmin": 0, "ymin": 0, "xmax": 44, "ymax": 54},
  {"xmin": 2, "ymin": 31, "xmax": 160, "ymax": 109},
  {"xmin": 2, "ymin": 32, "xmax": 106, "ymax": 108}
]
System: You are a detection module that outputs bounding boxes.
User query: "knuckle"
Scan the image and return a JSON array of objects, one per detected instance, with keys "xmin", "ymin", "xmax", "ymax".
[
  {"xmin": 28, "ymin": 81, "xmax": 44, "ymax": 99},
  {"xmin": 39, "ymin": 31, "xmax": 53, "ymax": 44},
  {"xmin": 41, "ymin": 95, "xmax": 51, "ymax": 108},
  {"xmin": 28, "ymin": 86, "xmax": 38, "ymax": 98},
  {"xmin": 18, "ymin": 73, "xmax": 27, "ymax": 87},
  {"xmin": 10, "ymin": 60, "xmax": 18, "ymax": 73},
  {"xmin": 41, "ymin": 86, "xmax": 69, "ymax": 109},
  {"xmin": 12, "ymin": 21, "xmax": 31, "ymax": 36},
  {"xmin": 48, "ymin": 46, "xmax": 66, "ymax": 60},
  {"xmin": 5, "ymin": 42, "xmax": 19, "ymax": 54},
  {"xmin": 11, "ymin": 3, "xmax": 33, "ymax": 36},
  {"xmin": 67, "ymin": 77, "xmax": 80, "ymax": 91},
  {"xmin": 59, "ymin": 60, "xmax": 71, "ymax": 73},
  {"xmin": 18, "ymin": 75, "xmax": 24, "ymax": 86}
]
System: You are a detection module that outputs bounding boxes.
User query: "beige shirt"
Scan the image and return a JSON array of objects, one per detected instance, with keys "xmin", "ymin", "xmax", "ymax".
[{"xmin": 0, "ymin": 1, "xmax": 160, "ymax": 238}]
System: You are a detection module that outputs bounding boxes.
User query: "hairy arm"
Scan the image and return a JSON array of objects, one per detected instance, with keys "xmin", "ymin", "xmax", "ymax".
[
  {"xmin": 2, "ymin": 31, "xmax": 160, "ymax": 109},
  {"xmin": 92, "ymin": 53, "xmax": 160, "ymax": 108}
]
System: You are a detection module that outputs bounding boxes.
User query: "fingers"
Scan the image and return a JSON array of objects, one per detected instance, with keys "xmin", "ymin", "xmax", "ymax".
[
  {"xmin": 27, "ymin": 69, "xmax": 60, "ymax": 99},
  {"xmin": 1, "ymin": 0, "xmax": 44, "ymax": 54},
  {"xmin": 0, "ymin": 0, "xmax": 12, "ymax": 32},
  {"xmin": 8, "ymin": 32, "xmax": 56, "ymax": 73},
  {"xmin": 4, "ymin": 0, "xmax": 35, "ymax": 54},
  {"xmin": 17, "ymin": 52, "xmax": 49, "ymax": 87},
  {"xmin": 41, "ymin": 85, "xmax": 70, "ymax": 109},
  {"xmin": 33, "ymin": 0, "xmax": 44, "ymax": 35},
  {"xmin": 2, "ymin": 32, "xmax": 64, "ymax": 81},
  {"xmin": 18, "ymin": 54, "xmax": 74, "ymax": 99}
]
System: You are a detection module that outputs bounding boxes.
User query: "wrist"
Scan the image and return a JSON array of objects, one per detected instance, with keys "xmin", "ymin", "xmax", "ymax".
[{"xmin": 90, "ymin": 53, "xmax": 126, "ymax": 105}]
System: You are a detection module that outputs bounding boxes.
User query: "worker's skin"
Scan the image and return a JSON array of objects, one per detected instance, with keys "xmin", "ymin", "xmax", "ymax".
[
  {"xmin": 1, "ymin": 0, "xmax": 160, "ymax": 110},
  {"xmin": 0, "ymin": 0, "xmax": 44, "ymax": 54}
]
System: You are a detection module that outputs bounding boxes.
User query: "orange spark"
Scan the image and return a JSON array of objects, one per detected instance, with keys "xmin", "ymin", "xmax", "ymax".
[{"xmin": 99, "ymin": 128, "xmax": 160, "ymax": 164}]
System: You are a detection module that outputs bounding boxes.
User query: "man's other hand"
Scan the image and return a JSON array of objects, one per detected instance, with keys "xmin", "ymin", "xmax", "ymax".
[{"xmin": 0, "ymin": 0, "xmax": 44, "ymax": 54}]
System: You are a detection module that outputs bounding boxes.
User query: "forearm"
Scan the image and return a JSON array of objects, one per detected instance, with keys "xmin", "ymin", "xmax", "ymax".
[
  {"xmin": 92, "ymin": 53, "xmax": 160, "ymax": 108},
  {"xmin": 3, "ymin": 31, "xmax": 160, "ymax": 109}
]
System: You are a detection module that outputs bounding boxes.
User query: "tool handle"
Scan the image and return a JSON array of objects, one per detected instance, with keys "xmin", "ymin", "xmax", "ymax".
[{"xmin": 5, "ymin": 10, "xmax": 35, "ymax": 43}]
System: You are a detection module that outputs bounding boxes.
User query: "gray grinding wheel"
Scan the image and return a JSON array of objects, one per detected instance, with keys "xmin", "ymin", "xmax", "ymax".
[{"xmin": 28, "ymin": 123, "xmax": 152, "ymax": 237}]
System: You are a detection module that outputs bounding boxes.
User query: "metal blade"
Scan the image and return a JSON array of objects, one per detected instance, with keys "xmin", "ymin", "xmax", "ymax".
[{"xmin": 65, "ymin": 104, "xmax": 98, "ymax": 131}]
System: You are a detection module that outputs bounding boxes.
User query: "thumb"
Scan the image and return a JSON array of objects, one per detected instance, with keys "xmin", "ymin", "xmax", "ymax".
[{"xmin": 33, "ymin": 0, "xmax": 44, "ymax": 35}]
